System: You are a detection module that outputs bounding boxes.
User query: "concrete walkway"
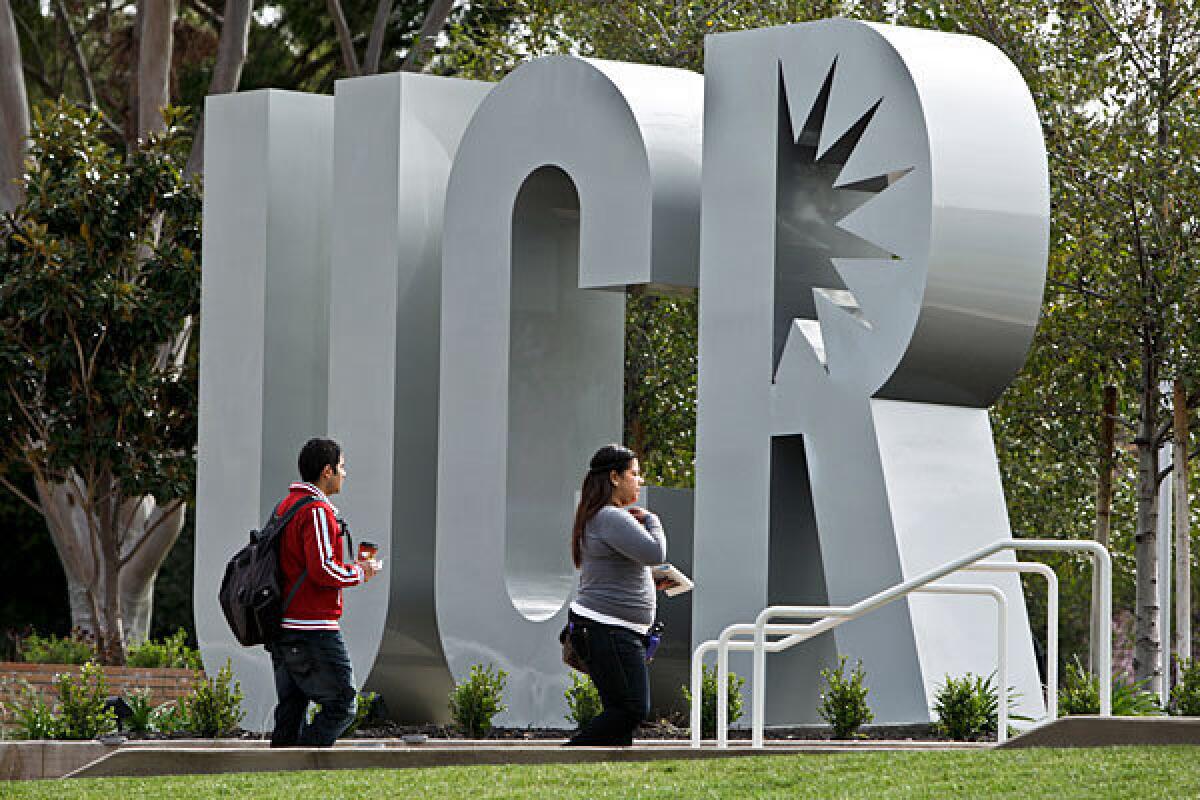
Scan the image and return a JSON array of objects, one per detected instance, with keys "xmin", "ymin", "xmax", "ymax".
[
  {"xmin": 11, "ymin": 717, "xmax": 1200, "ymax": 781},
  {"xmin": 65, "ymin": 739, "xmax": 985, "ymax": 779}
]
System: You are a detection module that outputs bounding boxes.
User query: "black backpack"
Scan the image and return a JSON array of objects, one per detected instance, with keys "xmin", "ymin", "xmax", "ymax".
[{"xmin": 218, "ymin": 495, "xmax": 318, "ymax": 646}]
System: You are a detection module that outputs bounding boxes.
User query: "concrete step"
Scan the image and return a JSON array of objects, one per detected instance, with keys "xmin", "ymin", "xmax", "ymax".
[{"xmin": 1000, "ymin": 716, "xmax": 1200, "ymax": 748}]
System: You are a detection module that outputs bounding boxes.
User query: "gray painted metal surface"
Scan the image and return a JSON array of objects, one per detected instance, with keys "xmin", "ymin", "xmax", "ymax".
[
  {"xmin": 195, "ymin": 90, "xmax": 335, "ymax": 731},
  {"xmin": 325, "ymin": 73, "xmax": 491, "ymax": 724},
  {"xmin": 436, "ymin": 55, "xmax": 702, "ymax": 726},
  {"xmin": 197, "ymin": 19, "xmax": 1050, "ymax": 731},
  {"xmin": 694, "ymin": 19, "xmax": 1048, "ymax": 724}
]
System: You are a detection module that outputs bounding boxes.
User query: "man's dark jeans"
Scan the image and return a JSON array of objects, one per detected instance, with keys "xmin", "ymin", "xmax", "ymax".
[
  {"xmin": 565, "ymin": 613, "xmax": 650, "ymax": 746},
  {"xmin": 268, "ymin": 629, "xmax": 357, "ymax": 747}
]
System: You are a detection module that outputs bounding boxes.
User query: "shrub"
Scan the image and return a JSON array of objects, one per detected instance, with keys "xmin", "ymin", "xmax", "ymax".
[
  {"xmin": 1059, "ymin": 655, "xmax": 1162, "ymax": 716},
  {"xmin": 126, "ymin": 629, "xmax": 202, "ymax": 670},
  {"xmin": 818, "ymin": 656, "xmax": 873, "ymax": 739},
  {"xmin": 933, "ymin": 673, "xmax": 1004, "ymax": 741},
  {"xmin": 124, "ymin": 688, "xmax": 156, "ymax": 734},
  {"xmin": 9, "ymin": 682, "xmax": 59, "ymax": 740},
  {"xmin": 54, "ymin": 661, "xmax": 117, "ymax": 740},
  {"xmin": 309, "ymin": 690, "xmax": 379, "ymax": 737},
  {"xmin": 681, "ymin": 664, "xmax": 745, "ymax": 739},
  {"xmin": 18, "ymin": 630, "xmax": 96, "ymax": 665},
  {"xmin": 149, "ymin": 701, "xmax": 189, "ymax": 735},
  {"xmin": 1171, "ymin": 659, "xmax": 1200, "ymax": 716},
  {"xmin": 448, "ymin": 663, "xmax": 508, "ymax": 738},
  {"xmin": 343, "ymin": 690, "xmax": 377, "ymax": 737},
  {"xmin": 564, "ymin": 672, "xmax": 602, "ymax": 729},
  {"xmin": 182, "ymin": 659, "xmax": 245, "ymax": 737}
]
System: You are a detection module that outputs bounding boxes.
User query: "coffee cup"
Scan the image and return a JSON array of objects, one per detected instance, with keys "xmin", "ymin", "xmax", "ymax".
[{"xmin": 358, "ymin": 540, "xmax": 379, "ymax": 561}]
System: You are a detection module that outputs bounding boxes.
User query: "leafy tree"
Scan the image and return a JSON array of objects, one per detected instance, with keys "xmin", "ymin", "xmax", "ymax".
[
  {"xmin": 892, "ymin": 0, "xmax": 1200, "ymax": 694},
  {"xmin": 0, "ymin": 100, "xmax": 201, "ymax": 664}
]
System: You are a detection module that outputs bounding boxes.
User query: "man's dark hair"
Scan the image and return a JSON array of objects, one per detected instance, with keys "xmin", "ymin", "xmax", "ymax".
[{"xmin": 298, "ymin": 438, "xmax": 342, "ymax": 483}]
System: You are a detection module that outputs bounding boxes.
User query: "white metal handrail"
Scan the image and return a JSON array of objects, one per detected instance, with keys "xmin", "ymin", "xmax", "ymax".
[
  {"xmin": 688, "ymin": 538, "xmax": 1108, "ymax": 749},
  {"xmin": 965, "ymin": 561, "xmax": 1058, "ymax": 726},
  {"xmin": 703, "ymin": 563, "xmax": 1056, "ymax": 747}
]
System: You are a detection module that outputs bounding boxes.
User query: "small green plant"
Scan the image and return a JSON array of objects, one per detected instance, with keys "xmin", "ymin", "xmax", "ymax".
[
  {"xmin": 149, "ymin": 701, "xmax": 189, "ymax": 735},
  {"xmin": 306, "ymin": 690, "xmax": 379, "ymax": 737},
  {"xmin": 54, "ymin": 662, "xmax": 117, "ymax": 740},
  {"xmin": 126, "ymin": 629, "xmax": 203, "ymax": 670},
  {"xmin": 448, "ymin": 663, "xmax": 508, "ymax": 738},
  {"xmin": 932, "ymin": 672, "xmax": 1020, "ymax": 741},
  {"xmin": 343, "ymin": 690, "xmax": 377, "ymax": 737},
  {"xmin": 182, "ymin": 659, "xmax": 245, "ymax": 737},
  {"xmin": 10, "ymin": 682, "xmax": 60, "ymax": 740},
  {"xmin": 564, "ymin": 672, "xmax": 602, "ymax": 729},
  {"xmin": 124, "ymin": 688, "xmax": 156, "ymax": 734},
  {"xmin": 681, "ymin": 665, "xmax": 745, "ymax": 739},
  {"xmin": 18, "ymin": 630, "xmax": 96, "ymax": 665},
  {"xmin": 1060, "ymin": 655, "xmax": 1162, "ymax": 716},
  {"xmin": 818, "ymin": 656, "xmax": 874, "ymax": 739},
  {"xmin": 1171, "ymin": 659, "xmax": 1200, "ymax": 716}
]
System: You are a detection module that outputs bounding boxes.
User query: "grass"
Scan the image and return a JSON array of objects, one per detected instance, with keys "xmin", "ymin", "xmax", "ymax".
[{"xmin": 7, "ymin": 747, "xmax": 1200, "ymax": 798}]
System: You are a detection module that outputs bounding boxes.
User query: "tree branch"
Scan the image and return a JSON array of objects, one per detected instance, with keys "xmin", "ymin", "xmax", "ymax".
[
  {"xmin": 401, "ymin": 0, "xmax": 454, "ymax": 72},
  {"xmin": 363, "ymin": 0, "xmax": 393, "ymax": 75},
  {"xmin": 53, "ymin": 0, "xmax": 98, "ymax": 108},
  {"xmin": 1087, "ymin": 0, "xmax": 1154, "ymax": 85},
  {"xmin": 325, "ymin": 0, "xmax": 361, "ymax": 77},
  {"xmin": 1046, "ymin": 279, "xmax": 1114, "ymax": 302},
  {"xmin": 0, "ymin": 473, "xmax": 42, "ymax": 515},
  {"xmin": 186, "ymin": 0, "xmax": 252, "ymax": 176},
  {"xmin": 119, "ymin": 496, "xmax": 184, "ymax": 567}
]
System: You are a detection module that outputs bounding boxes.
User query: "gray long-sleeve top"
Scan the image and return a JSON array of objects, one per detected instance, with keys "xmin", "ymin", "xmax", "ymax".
[{"xmin": 573, "ymin": 505, "xmax": 667, "ymax": 627}]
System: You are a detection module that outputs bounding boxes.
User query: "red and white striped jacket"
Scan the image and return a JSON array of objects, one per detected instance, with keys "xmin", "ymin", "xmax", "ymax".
[{"xmin": 276, "ymin": 482, "xmax": 364, "ymax": 631}]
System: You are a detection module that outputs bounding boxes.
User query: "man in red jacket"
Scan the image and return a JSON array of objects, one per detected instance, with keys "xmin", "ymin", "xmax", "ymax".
[{"xmin": 268, "ymin": 437, "xmax": 379, "ymax": 747}]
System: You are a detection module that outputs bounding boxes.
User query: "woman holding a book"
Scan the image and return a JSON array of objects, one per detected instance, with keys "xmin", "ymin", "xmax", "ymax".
[{"xmin": 564, "ymin": 443, "xmax": 668, "ymax": 747}]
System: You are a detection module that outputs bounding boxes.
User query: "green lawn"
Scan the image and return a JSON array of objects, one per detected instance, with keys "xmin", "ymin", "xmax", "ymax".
[{"xmin": 7, "ymin": 747, "xmax": 1199, "ymax": 799}]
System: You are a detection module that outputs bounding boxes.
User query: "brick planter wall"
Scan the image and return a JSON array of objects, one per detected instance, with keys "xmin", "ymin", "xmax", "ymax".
[{"xmin": 0, "ymin": 662, "xmax": 198, "ymax": 726}]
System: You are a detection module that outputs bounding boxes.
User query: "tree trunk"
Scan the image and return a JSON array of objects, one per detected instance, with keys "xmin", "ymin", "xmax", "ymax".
[
  {"xmin": 1134, "ymin": 383, "xmax": 1162, "ymax": 694},
  {"xmin": 1092, "ymin": 384, "xmax": 1118, "ymax": 674},
  {"xmin": 364, "ymin": 0, "xmax": 394, "ymax": 75},
  {"xmin": 118, "ymin": 497, "xmax": 187, "ymax": 643},
  {"xmin": 185, "ymin": 0, "xmax": 252, "ymax": 177},
  {"xmin": 1174, "ymin": 379, "xmax": 1191, "ymax": 671},
  {"xmin": 137, "ymin": 0, "xmax": 176, "ymax": 142},
  {"xmin": 0, "ymin": 0, "xmax": 30, "ymax": 213},
  {"xmin": 33, "ymin": 471, "xmax": 186, "ymax": 661},
  {"xmin": 325, "ymin": 0, "xmax": 361, "ymax": 76},
  {"xmin": 401, "ymin": 0, "xmax": 455, "ymax": 72}
]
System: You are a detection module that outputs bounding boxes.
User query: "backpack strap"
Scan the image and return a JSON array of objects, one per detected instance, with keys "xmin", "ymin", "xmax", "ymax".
[{"xmin": 273, "ymin": 494, "xmax": 319, "ymax": 614}]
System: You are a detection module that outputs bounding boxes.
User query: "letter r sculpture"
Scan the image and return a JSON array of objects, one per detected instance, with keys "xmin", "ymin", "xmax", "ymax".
[{"xmin": 694, "ymin": 19, "xmax": 1050, "ymax": 723}]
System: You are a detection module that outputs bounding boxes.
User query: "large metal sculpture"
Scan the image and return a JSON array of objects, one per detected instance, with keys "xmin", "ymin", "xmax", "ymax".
[
  {"xmin": 694, "ymin": 19, "xmax": 1049, "ymax": 722},
  {"xmin": 436, "ymin": 56, "xmax": 702, "ymax": 725},
  {"xmin": 196, "ymin": 18, "xmax": 1048, "ymax": 730}
]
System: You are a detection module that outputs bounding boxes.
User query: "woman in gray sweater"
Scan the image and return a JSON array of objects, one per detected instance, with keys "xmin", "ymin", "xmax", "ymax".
[{"xmin": 565, "ymin": 444, "xmax": 667, "ymax": 746}]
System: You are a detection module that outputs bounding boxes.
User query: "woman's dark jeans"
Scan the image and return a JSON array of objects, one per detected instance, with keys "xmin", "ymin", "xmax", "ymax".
[
  {"xmin": 268, "ymin": 629, "xmax": 357, "ymax": 747},
  {"xmin": 566, "ymin": 613, "xmax": 650, "ymax": 746}
]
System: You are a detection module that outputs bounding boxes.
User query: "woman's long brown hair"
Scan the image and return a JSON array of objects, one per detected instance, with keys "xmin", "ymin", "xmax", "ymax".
[{"xmin": 571, "ymin": 444, "xmax": 635, "ymax": 568}]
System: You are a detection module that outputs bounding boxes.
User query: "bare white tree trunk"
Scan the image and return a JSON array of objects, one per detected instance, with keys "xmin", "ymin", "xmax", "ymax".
[
  {"xmin": 33, "ymin": 472, "xmax": 187, "ymax": 653},
  {"xmin": 119, "ymin": 497, "xmax": 187, "ymax": 644},
  {"xmin": 0, "ymin": 0, "xmax": 29, "ymax": 213},
  {"xmin": 364, "ymin": 0, "xmax": 394, "ymax": 74},
  {"xmin": 1174, "ymin": 379, "xmax": 1191, "ymax": 670},
  {"xmin": 137, "ymin": 0, "xmax": 176, "ymax": 142},
  {"xmin": 186, "ymin": 0, "xmax": 253, "ymax": 177},
  {"xmin": 326, "ymin": 0, "xmax": 361, "ymax": 76},
  {"xmin": 401, "ymin": 0, "xmax": 455, "ymax": 72},
  {"xmin": 1092, "ymin": 384, "xmax": 1118, "ymax": 674},
  {"xmin": 1135, "ymin": 384, "xmax": 1163, "ymax": 694}
]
